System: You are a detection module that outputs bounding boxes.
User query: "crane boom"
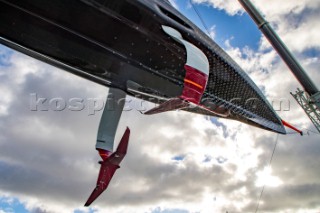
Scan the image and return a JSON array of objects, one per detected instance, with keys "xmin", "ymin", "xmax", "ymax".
[{"xmin": 238, "ymin": 0, "xmax": 320, "ymax": 132}]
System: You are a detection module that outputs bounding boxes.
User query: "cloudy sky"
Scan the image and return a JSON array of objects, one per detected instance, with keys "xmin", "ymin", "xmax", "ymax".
[{"xmin": 1, "ymin": 0, "xmax": 320, "ymax": 212}]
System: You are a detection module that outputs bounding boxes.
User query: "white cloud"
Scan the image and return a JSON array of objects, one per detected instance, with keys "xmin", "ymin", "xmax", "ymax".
[
  {"xmin": 193, "ymin": 0, "xmax": 320, "ymax": 53},
  {"xmin": 192, "ymin": 0, "xmax": 242, "ymax": 16},
  {"xmin": 255, "ymin": 167, "xmax": 283, "ymax": 188},
  {"xmin": 208, "ymin": 25, "xmax": 216, "ymax": 40},
  {"xmin": 0, "ymin": 49, "xmax": 272, "ymax": 212},
  {"xmin": 169, "ymin": 0, "xmax": 179, "ymax": 9},
  {"xmin": 0, "ymin": 0, "xmax": 320, "ymax": 212}
]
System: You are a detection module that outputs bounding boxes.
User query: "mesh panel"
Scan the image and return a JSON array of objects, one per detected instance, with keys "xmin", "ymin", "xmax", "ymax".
[{"xmin": 203, "ymin": 56, "xmax": 280, "ymax": 125}]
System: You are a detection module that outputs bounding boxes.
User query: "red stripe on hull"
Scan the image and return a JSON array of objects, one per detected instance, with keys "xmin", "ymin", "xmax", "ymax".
[{"xmin": 180, "ymin": 65, "xmax": 208, "ymax": 104}]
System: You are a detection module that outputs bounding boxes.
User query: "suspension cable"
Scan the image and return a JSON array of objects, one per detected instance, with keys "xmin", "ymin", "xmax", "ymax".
[
  {"xmin": 188, "ymin": 0, "xmax": 211, "ymax": 36},
  {"xmin": 255, "ymin": 134, "xmax": 279, "ymax": 213}
]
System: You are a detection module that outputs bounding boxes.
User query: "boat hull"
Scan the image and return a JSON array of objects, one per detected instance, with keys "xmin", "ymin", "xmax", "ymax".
[{"xmin": 0, "ymin": 0, "xmax": 286, "ymax": 134}]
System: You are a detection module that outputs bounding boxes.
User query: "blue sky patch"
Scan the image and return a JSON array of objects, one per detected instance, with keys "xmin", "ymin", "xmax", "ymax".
[
  {"xmin": 0, "ymin": 197, "xmax": 99, "ymax": 213},
  {"xmin": 0, "ymin": 197, "xmax": 28, "ymax": 213},
  {"xmin": 0, "ymin": 45, "xmax": 13, "ymax": 67},
  {"xmin": 210, "ymin": 117, "xmax": 228, "ymax": 138},
  {"xmin": 302, "ymin": 48, "xmax": 320, "ymax": 58},
  {"xmin": 216, "ymin": 156, "xmax": 228, "ymax": 164},
  {"xmin": 174, "ymin": 0, "xmax": 261, "ymax": 50},
  {"xmin": 74, "ymin": 208, "xmax": 97, "ymax": 213},
  {"xmin": 172, "ymin": 155, "xmax": 186, "ymax": 161},
  {"xmin": 152, "ymin": 207, "xmax": 189, "ymax": 213},
  {"xmin": 203, "ymin": 155, "xmax": 212, "ymax": 163}
]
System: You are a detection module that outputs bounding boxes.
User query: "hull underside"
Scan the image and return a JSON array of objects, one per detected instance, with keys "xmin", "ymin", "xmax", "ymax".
[{"xmin": 0, "ymin": 0, "xmax": 286, "ymax": 134}]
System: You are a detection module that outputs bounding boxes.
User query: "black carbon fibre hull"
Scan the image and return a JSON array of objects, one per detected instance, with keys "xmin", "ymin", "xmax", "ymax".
[{"xmin": 0, "ymin": 0, "xmax": 286, "ymax": 134}]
